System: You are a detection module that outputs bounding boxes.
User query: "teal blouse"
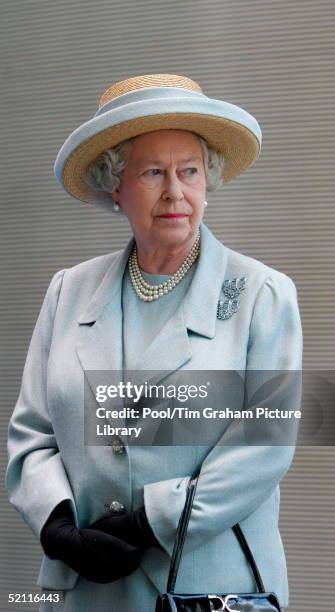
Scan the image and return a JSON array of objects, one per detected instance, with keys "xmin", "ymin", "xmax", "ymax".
[{"xmin": 121, "ymin": 262, "xmax": 197, "ymax": 371}]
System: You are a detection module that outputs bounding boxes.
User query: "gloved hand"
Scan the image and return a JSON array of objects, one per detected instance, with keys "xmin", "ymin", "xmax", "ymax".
[
  {"xmin": 89, "ymin": 506, "xmax": 159, "ymax": 552},
  {"xmin": 40, "ymin": 501, "xmax": 141, "ymax": 583}
]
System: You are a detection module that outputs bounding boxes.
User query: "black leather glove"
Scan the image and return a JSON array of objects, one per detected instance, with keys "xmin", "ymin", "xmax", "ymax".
[
  {"xmin": 89, "ymin": 506, "xmax": 159, "ymax": 552},
  {"xmin": 40, "ymin": 501, "xmax": 141, "ymax": 583}
]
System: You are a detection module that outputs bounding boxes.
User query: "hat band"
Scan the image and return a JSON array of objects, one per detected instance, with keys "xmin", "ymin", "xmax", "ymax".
[{"xmin": 94, "ymin": 86, "xmax": 207, "ymax": 118}]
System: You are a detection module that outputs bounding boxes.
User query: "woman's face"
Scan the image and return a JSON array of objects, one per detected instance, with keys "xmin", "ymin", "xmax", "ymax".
[{"xmin": 112, "ymin": 129, "xmax": 207, "ymax": 250}]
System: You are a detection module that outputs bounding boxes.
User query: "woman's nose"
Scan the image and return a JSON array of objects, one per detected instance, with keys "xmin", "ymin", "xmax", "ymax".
[{"xmin": 162, "ymin": 172, "xmax": 184, "ymax": 201}]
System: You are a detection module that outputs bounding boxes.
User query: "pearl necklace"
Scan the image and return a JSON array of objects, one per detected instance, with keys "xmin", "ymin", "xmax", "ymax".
[{"xmin": 128, "ymin": 231, "xmax": 200, "ymax": 302}]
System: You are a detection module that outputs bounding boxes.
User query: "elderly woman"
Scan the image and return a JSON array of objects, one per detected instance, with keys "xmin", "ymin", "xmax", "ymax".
[{"xmin": 6, "ymin": 74, "xmax": 302, "ymax": 612}]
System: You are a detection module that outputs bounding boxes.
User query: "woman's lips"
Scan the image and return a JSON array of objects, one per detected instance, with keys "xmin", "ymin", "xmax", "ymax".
[{"xmin": 158, "ymin": 213, "xmax": 188, "ymax": 218}]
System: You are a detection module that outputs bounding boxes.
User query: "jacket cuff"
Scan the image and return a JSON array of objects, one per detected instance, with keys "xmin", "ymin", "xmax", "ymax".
[{"xmin": 143, "ymin": 476, "xmax": 189, "ymax": 557}]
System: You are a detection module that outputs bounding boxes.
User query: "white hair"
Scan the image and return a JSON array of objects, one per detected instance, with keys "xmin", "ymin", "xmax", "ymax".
[{"xmin": 85, "ymin": 132, "xmax": 225, "ymax": 212}]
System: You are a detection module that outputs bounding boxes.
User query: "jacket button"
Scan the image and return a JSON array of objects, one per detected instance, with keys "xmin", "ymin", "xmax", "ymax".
[
  {"xmin": 109, "ymin": 500, "xmax": 126, "ymax": 514},
  {"xmin": 110, "ymin": 439, "xmax": 125, "ymax": 454}
]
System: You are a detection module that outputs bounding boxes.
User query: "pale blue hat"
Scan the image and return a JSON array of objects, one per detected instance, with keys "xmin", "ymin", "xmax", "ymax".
[{"xmin": 54, "ymin": 73, "xmax": 262, "ymax": 208}]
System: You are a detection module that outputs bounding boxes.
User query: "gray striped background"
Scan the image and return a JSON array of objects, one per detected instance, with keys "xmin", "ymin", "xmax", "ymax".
[{"xmin": 1, "ymin": 1, "xmax": 334, "ymax": 610}]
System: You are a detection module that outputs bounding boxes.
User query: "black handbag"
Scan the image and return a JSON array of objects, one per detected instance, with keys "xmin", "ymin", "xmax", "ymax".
[{"xmin": 155, "ymin": 466, "xmax": 282, "ymax": 612}]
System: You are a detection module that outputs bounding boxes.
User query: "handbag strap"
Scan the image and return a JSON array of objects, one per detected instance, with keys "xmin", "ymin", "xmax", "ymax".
[{"xmin": 167, "ymin": 469, "xmax": 266, "ymax": 594}]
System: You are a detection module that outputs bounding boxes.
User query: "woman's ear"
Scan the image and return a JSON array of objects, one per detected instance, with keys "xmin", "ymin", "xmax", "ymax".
[{"xmin": 111, "ymin": 188, "xmax": 120, "ymax": 202}]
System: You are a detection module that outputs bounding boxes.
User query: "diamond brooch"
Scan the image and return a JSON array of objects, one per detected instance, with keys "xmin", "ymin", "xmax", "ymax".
[{"xmin": 217, "ymin": 277, "xmax": 246, "ymax": 320}]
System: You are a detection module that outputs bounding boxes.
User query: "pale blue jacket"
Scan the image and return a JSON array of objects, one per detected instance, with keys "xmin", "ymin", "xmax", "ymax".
[{"xmin": 6, "ymin": 222, "xmax": 303, "ymax": 610}]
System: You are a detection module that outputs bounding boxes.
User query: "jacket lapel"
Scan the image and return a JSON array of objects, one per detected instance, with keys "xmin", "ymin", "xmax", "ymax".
[
  {"xmin": 75, "ymin": 223, "xmax": 228, "ymax": 432},
  {"xmin": 76, "ymin": 236, "xmax": 135, "ymax": 431}
]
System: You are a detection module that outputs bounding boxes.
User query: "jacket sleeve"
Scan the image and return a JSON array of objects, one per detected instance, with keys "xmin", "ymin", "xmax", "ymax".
[
  {"xmin": 5, "ymin": 269, "xmax": 78, "ymax": 540},
  {"xmin": 143, "ymin": 271, "xmax": 303, "ymax": 557}
]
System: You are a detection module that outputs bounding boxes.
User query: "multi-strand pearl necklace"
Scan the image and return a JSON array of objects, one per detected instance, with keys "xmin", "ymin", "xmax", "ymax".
[{"xmin": 128, "ymin": 231, "xmax": 201, "ymax": 302}]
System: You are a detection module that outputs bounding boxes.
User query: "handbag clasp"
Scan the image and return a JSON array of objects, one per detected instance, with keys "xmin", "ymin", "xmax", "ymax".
[{"xmin": 208, "ymin": 593, "xmax": 240, "ymax": 611}]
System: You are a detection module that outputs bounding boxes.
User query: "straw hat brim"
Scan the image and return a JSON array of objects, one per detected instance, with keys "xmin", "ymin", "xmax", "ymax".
[{"xmin": 54, "ymin": 91, "xmax": 262, "ymax": 208}]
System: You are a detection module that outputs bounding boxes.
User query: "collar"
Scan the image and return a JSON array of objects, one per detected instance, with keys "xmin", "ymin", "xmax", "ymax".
[{"xmin": 77, "ymin": 221, "xmax": 228, "ymax": 338}]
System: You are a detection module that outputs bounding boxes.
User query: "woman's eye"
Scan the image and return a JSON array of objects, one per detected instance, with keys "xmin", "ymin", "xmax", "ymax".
[
  {"xmin": 146, "ymin": 168, "xmax": 162, "ymax": 176},
  {"xmin": 183, "ymin": 167, "xmax": 198, "ymax": 175},
  {"xmin": 144, "ymin": 167, "xmax": 198, "ymax": 176}
]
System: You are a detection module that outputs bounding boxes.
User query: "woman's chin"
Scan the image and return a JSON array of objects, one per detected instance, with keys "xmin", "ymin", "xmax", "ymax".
[{"xmin": 153, "ymin": 216, "xmax": 195, "ymax": 240}]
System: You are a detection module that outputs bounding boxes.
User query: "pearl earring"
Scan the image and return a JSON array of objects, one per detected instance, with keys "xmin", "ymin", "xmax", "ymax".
[
  {"xmin": 113, "ymin": 203, "xmax": 120, "ymax": 212},
  {"xmin": 204, "ymin": 200, "xmax": 208, "ymax": 207}
]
